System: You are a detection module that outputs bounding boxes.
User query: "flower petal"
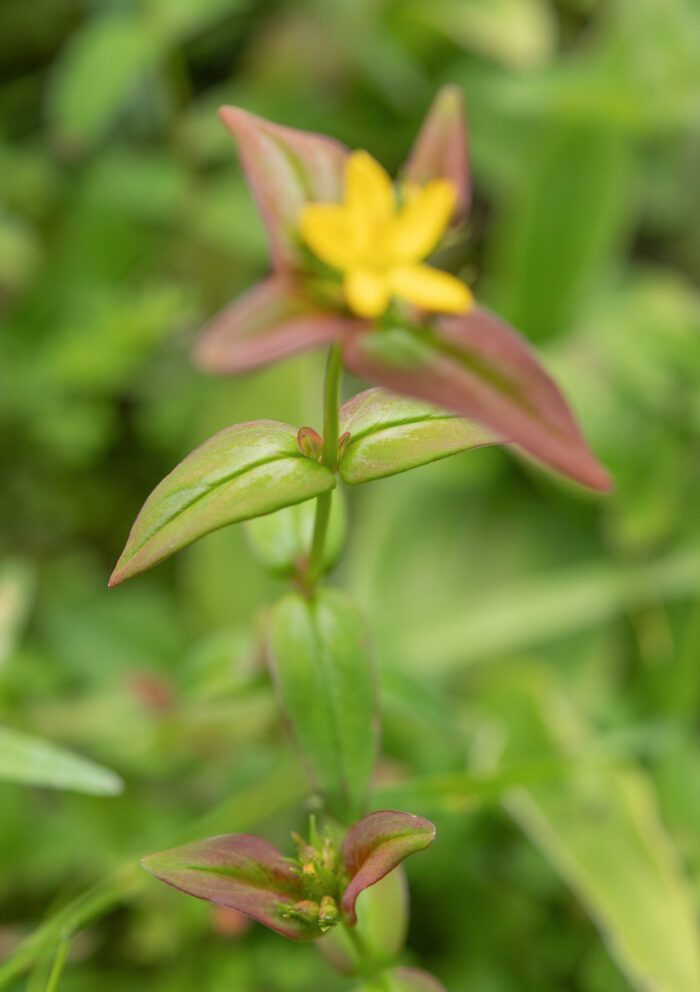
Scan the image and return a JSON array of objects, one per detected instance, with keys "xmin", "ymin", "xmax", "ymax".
[
  {"xmin": 345, "ymin": 151, "xmax": 395, "ymax": 234},
  {"xmin": 390, "ymin": 264, "xmax": 473, "ymax": 314},
  {"xmin": 390, "ymin": 180, "xmax": 457, "ymax": 262},
  {"xmin": 142, "ymin": 833, "xmax": 316, "ymax": 940},
  {"xmin": 402, "ymin": 85, "xmax": 470, "ymax": 223},
  {"xmin": 219, "ymin": 106, "xmax": 348, "ymax": 269},
  {"xmin": 195, "ymin": 276, "xmax": 358, "ymax": 375},
  {"xmin": 343, "ymin": 307, "xmax": 612, "ymax": 491},
  {"xmin": 340, "ymin": 810, "xmax": 436, "ymax": 925},
  {"xmin": 344, "ymin": 269, "xmax": 391, "ymax": 318},
  {"xmin": 299, "ymin": 203, "xmax": 362, "ymax": 270}
]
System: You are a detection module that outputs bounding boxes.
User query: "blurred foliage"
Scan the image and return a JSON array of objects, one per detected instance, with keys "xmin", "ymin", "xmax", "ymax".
[{"xmin": 1, "ymin": 0, "xmax": 699, "ymax": 989}]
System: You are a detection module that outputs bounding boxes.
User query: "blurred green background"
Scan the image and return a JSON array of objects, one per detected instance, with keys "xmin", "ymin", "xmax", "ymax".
[{"xmin": 1, "ymin": 0, "xmax": 700, "ymax": 989}]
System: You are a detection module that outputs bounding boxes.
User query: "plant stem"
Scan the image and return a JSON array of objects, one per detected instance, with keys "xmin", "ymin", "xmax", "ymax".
[
  {"xmin": 44, "ymin": 937, "xmax": 69, "ymax": 992},
  {"xmin": 306, "ymin": 343, "xmax": 342, "ymax": 587},
  {"xmin": 341, "ymin": 923, "xmax": 391, "ymax": 987},
  {"xmin": 321, "ymin": 342, "xmax": 342, "ymax": 468},
  {"xmin": 306, "ymin": 491, "xmax": 333, "ymax": 588}
]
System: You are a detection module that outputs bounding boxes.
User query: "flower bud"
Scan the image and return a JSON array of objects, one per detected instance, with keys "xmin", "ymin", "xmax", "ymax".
[
  {"xmin": 337, "ymin": 431, "xmax": 351, "ymax": 461},
  {"xmin": 280, "ymin": 899, "xmax": 320, "ymax": 926},
  {"xmin": 297, "ymin": 426, "xmax": 323, "ymax": 461},
  {"xmin": 318, "ymin": 895, "xmax": 340, "ymax": 931}
]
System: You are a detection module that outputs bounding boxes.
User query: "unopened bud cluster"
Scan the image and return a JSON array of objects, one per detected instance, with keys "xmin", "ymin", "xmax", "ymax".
[{"xmin": 279, "ymin": 821, "xmax": 348, "ymax": 934}]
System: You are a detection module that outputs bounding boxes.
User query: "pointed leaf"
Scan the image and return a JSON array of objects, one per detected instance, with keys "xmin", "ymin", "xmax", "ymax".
[
  {"xmin": 338, "ymin": 387, "xmax": 500, "ymax": 484},
  {"xmin": 142, "ymin": 833, "xmax": 318, "ymax": 940},
  {"xmin": 109, "ymin": 422, "xmax": 335, "ymax": 586},
  {"xmin": 219, "ymin": 106, "xmax": 348, "ymax": 269},
  {"xmin": 195, "ymin": 275, "xmax": 357, "ymax": 375},
  {"xmin": 0, "ymin": 725, "xmax": 123, "ymax": 795},
  {"xmin": 340, "ymin": 810, "xmax": 436, "ymax": 924},
  {"xmin": 343, "ymin": 308, "xmax": 611, "ymax": 491},
  {"xmin": 402, "ymin": 85, "xmax": 470, "ymax": 222},
  {"xmin": 268, "ymin": 588, "xmax": 377, "ymax": 823}
]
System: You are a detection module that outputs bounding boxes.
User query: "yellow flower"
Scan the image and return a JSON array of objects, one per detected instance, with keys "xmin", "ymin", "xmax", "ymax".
[{"xmin": 299, "ymin": 151, "xmax": 474, "ymax": 319}]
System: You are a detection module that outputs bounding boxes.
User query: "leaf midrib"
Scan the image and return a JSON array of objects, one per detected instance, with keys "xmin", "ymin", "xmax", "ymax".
[
  {"xmin": 342, "ymin": 412, "xmax": 459, "ymax": 449},
  {"xmin": 126, "ymin": 450, "xmax": 316, "ymax": 562}
]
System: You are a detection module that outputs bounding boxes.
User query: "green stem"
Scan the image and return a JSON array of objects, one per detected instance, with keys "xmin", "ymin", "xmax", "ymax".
[
  {"xmin": 44, "ymin": 937, "xmax": 69, "ymax": 992},
  {"xmin": 341, "ymin": 923, "xmax": 390, "ymax": 987},
  {"xmin": 306, "ymin": 490, "xmax": 333, "ymax": 587},
  {"xmin": 321, "ymin": 342, "xmax": 342, "ymax": 468},
  {"xmin": 306, "ymin": 343, "xmax": 342, "ymax": 587}
]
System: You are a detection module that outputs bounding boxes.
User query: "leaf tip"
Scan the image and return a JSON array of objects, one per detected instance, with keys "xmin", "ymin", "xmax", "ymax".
[
  {"xmin": 218, "ymin": 104, "xmax": 246, "ymax": 135},
  {"xmin": 107, "ymin": 556, "xmax": 130, "ymax": 588},
  {"xmin": 435, "ymin": 83, "xmax": 464, "ymax": 115}
]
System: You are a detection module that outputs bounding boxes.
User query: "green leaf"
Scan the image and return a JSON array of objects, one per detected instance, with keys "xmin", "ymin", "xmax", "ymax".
[
  {"xmin": 338, "ymin": 388, "xmax": 500, "ymax": 484},
  {"xmin": 49, "ymin": 13, "xmax": 160, "ymax": 146},
  {"xmin": 244, "ymin": 490, "xmax": 346, "ymax": 576},
  {"xmin": 491, "ymin": 671, "xmax": 700, "ymax": 992},
  {"xmin": 487, "ymin": 123, "xmax": 629, "ymax": 342},
  {"xmin": 109, "ymin": 421, "xmax": 335, "ymax": 586},
  {"xmin": 0, "ymin": 725, "xmax": 123, "ymax": 795},
  {"xmin": 268, "ymin": 589, "xmax": 377, "ymax": 822},
  {"xmin": 393, "ymin": 544, "xmax": 700, "ymax": 674},
  {"xmin": 411, "ymin": 0, "xmax": 556, "ymax": 69}
]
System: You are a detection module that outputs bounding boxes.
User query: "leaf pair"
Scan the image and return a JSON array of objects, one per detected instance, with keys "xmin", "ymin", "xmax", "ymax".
[
  {"xmin": 194, "ymin": 93, "xmax": 610, "ymax": 492},
  {"xmin": 142, "ymin": 810, "xmax": 436, "ymax": 939},
  {"xmin": 109, "ymin": 391, "xmax": 498, "ymax": 587}
]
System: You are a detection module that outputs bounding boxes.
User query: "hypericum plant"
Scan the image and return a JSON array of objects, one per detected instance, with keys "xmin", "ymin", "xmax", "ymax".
[{"xmin": 110, "ymin": 87, "xmax": 610, "ymax": 990}]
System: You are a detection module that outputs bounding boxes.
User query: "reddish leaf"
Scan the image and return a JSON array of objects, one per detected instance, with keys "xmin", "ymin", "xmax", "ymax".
[
  {"xmin": 219, "ymin": 106, "xmax": 348, "ymax": 269},
  {"xmin": 340, "ymin": 811, "xmax": 436, "ymax": 924},
  {"xmin": 403, "ymin": 85, "xmax": 470, "ymax": 222},
  {"xmin": 195, "ymin": 275, "xmax": 357, "ymax": 375},
  {"xmin": 142, "ymin": 834, "xmax": 316, "ymax": 940},
  {"xmin": 343, "ymin": 308, "xmax": 611, "ymax": 491}
]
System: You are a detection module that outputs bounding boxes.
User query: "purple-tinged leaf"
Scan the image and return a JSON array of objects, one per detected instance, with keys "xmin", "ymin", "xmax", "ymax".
[
  {"xmin": 340, "ymin": 810, "xmax": 435, "ymax": 924},
  {"xmin": 338, "ymin": 387, "xmax": 500, "ymax": 484},
  {"xmin": 219, "ymin": 106, "xmax": 348, "ymax": 269},
  {"xmin": 109, "ymin": 421, "xmax": 335, "ymax": 587},
  {"xmin": 195, "ymin": 275, "xmax": 358, "ymax": 375},
  {"xmin": 385, "ymin": 967, "xmax": 448, "ymax": 992},
  {"xmin": 403, "ymin": 85, "xmax": 470, "ymax": 222},
  {"xmin": 343, "ymin": 308, "xmax": 611, "ymax": 491},
  {"xmin": 142, "ymin": 834, "xmax": 317, "ymax": 940}
]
